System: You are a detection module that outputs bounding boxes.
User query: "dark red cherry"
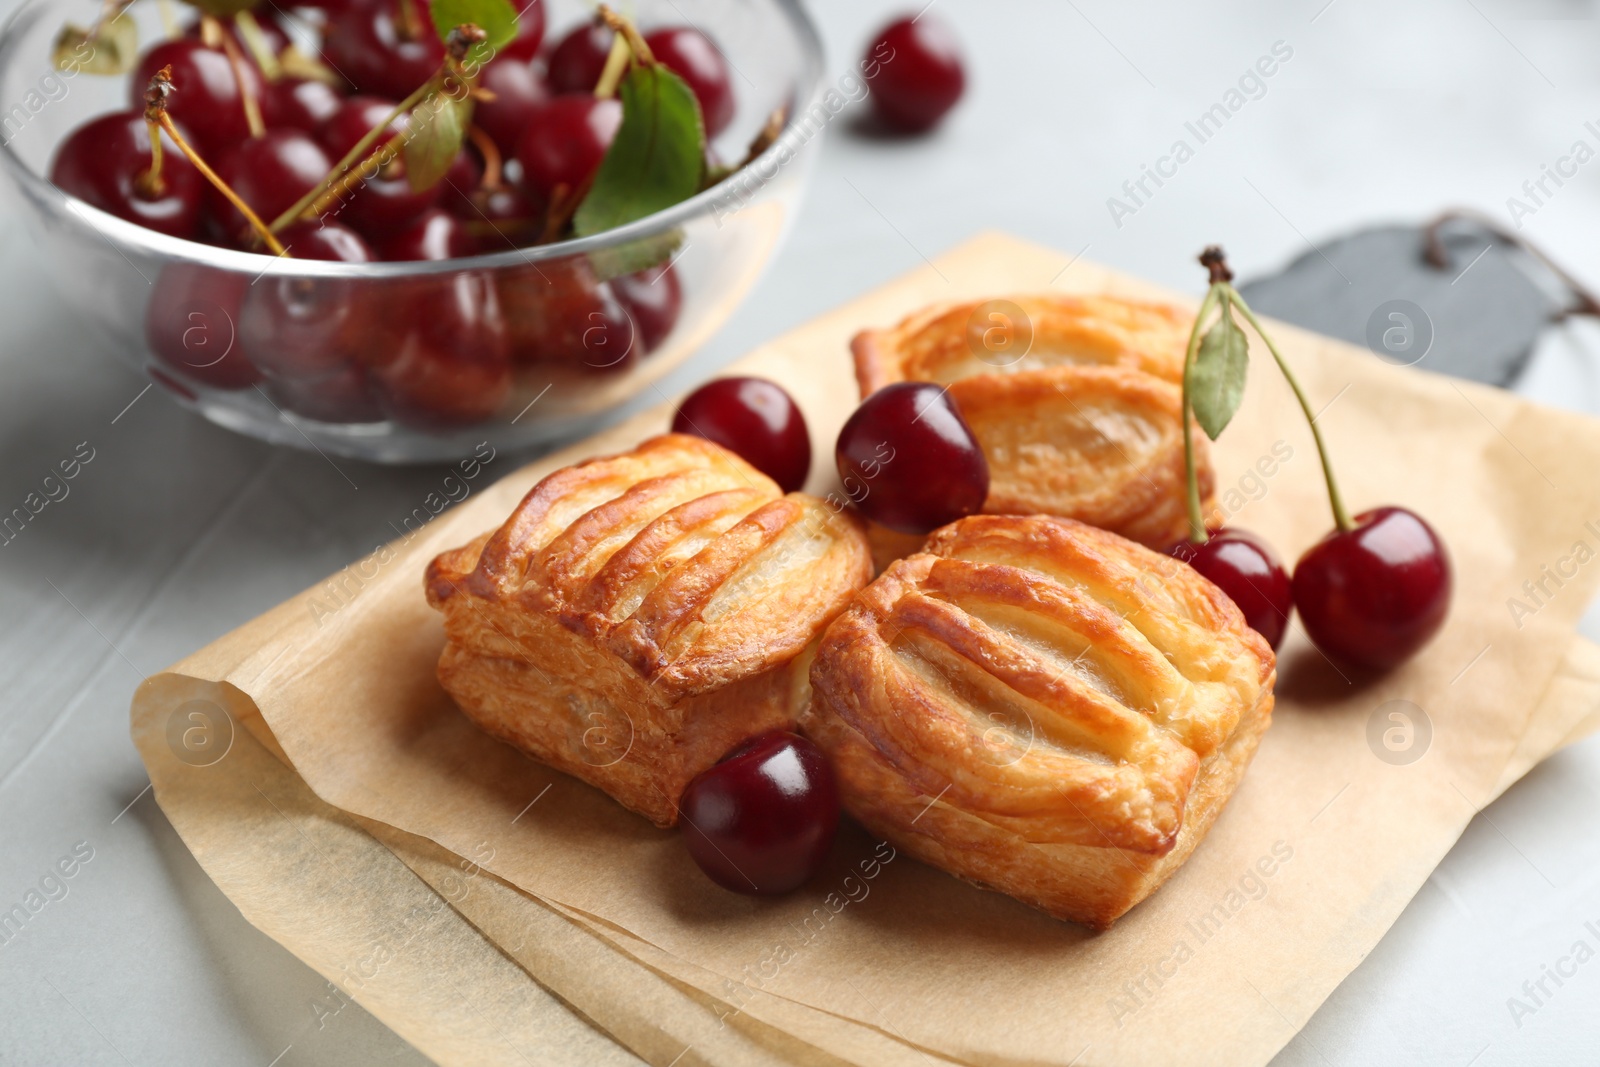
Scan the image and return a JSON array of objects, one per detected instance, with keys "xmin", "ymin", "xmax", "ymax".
[
  {"xmin": 323, "ymin": 0, "xmax": 444, "ymax": 99},
  {"xmin": 132, "ymin": 39, "xmax": 265, "ymax": 153},
  {"xmin": 317, "ymin": 96, "xmax": 440, "ymax": 233},
  {"xmin": 612, "ymin": 262, "xmax": 682, "ymax": 352},
  {"xmin": 145, "ymin": 264, "xmax": 257, "ymax": 390},
  {"xmin": 238, "ymin": 220, "xmax": 371, "ymax": 381},
  {"xmin": 264, "ymin": 365, "xmax": 384, "ymax": 423},
  {"xmin": 363, "ymin": 273, "xmax": 512, "ymax": 426},
  {"xmin": 836, "ymin": 382, "xmax": 988, "ymax": 534},
  {"xmin": 498, "ymin": 260, "xmax": 636, "ymax": 372},
  {"xmin": 208, "ymin": 129, "xmax": 331, "ymax": 246},
  {"xmin": 270, "ymin": 77, "xmax": 344, "ymax": 132},
  {"xmin": 499, "ymin": 0, "xmax": 546, "ymax": 61},
  {"xmin": 317, "ymin": 93, "xmax": 406, "ymax": 158},
  {"xmin": 183, "ymin": 13, "xmax": 290, "ymax": 67},
  {"xmin": 863, "ymin": 14, "xmax": 966, "ymax": 132},
  {"xmin": 679, "ymin": 731, "xmax": 839, "ymax": 896},
  {"xmin": 1292, "ymin": 506, "xmax": 1452, "ymax": 671},
  {"xmin": 644, "ymin": 27, "xmax": 734, "ymax": 136},
  {"xmin": 276, "ymin": 220, "xmax": 373, "ymax": 262},
  {"xmin": 474, "ymin": 58, "xmax": 549, "ymax": 156},
  {"xmin": 546, "ymin": 18, "xmax": 613, "ymax": 93},
  {"xmin": 376, "ymin": 206, "xmax": 473, "ymax": 260},
  {"xmin": 1168, "ymin": 528, "xmax": 1292, "ymax": 650},
  {"xmin": 516, "ymin": 95, "xmax": 621, "ymax": 198},
  {"xmin": 50, "ymin": 111, "xmax": 203, "ymax": 239},
  {"xmin": 450, "ymin": 183, "xmax": 543, "ymax": 251},
  {"xmin": 673, "ymin": 378, "xmax": 809, "ymax": 492}
]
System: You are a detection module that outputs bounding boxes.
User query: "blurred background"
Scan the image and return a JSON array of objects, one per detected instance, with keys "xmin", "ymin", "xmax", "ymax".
[{"xmin": 2, "ymin": 0, "xmax": 1600, "ymax": 1063}]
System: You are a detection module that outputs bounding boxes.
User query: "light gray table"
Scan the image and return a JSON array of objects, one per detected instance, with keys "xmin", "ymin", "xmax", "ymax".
[{"xmin": 4, "ymin": 1, "xmax": 1600, "ymax": 1063}]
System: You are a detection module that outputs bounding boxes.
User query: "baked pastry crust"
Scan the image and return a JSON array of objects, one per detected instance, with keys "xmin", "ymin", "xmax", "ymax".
[
  {"xmin": 802, "ymin": 515, "xmax": 1275, "ymax": 928},
  {"xmin": 852, "ymin": 295, "xmax": 1214, "ymax": 550},
  {"xmin": 427, "ymin": 434, "xmax": 873, "ymax": 827}
]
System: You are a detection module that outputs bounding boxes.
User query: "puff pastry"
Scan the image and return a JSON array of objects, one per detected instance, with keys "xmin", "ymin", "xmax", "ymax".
[
  {"xmin": 427, "ymin": 434, "xmax": 873, "ymax": 827},
  {"xmin": 852, "ymin": 294, "xmax": 1214, "ymax": 550},
  {"xmin": 801, "ymin": 514, "xmax": 1275, "ymax": 928}
]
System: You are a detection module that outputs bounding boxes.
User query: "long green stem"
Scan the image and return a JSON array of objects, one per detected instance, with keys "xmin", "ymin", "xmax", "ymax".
[
  {"xmin": 1181, "ymin": 285, "xmax": 1222, "ymax": 543},
  {"xmin": 1228, "ymin": 288, "xmax": 1353, "ymax": 532},
  {"xmin": 267, "ymin": 77, "xmax": 438, "ymax": 232}
]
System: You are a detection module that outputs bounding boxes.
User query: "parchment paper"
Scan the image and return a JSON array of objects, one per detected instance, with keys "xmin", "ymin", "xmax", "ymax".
[{"xmin": 132, "ymin": 233, "xmax": 1600, "ymax": 1067}]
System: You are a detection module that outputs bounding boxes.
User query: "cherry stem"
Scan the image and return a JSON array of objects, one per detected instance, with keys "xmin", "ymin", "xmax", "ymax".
[
  {"xmin": 155, "ymin": 109, "xmax": 288, "ymax": 256},
  {"xmin": 466, "ymin": 123, "xmax": 501, "ymax": 189},
  {"xmin": 1180, "ymin": 284, "xmax": 1222, "ymax": 543},
  {"xmin": 593, "ymin": 30, "xmax": 631, "ymax": 98},
  {"xmin": 1227, "ymin": 286, "xmax": 1353, "ymax": 532},
  {"xmin": 1422, "ymin": 208, "xmax": 1600, "ymax": 319},
  {"xmin": 268, "ymin": 75, "xmax": 439, "ymax": 232},
  {"xmin": 597, "ymin": 6, "xmax": 655, "ymax": 66},
  {"xmin": 138, "ymin": 115, "xmax": 166, "ymax": 197},
  {"xmin": 209, "ymin": 17, "xmax": 265, "ymax": 139},
  {"xmin": 395, "ymin": 0, "xmax": 421, "ymax": 42},
  {"xmin": 232, "ymin": 10, "xmax": 282, "ymax": 81}
]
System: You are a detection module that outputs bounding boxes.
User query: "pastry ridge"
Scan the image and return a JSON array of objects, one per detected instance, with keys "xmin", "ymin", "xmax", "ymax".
[
  {"xmin": 428, "ymin": 433, "xmax": 873, "ymax": 826},
  {"xmin": 802, "ymin": 514, "xmax": 1275, "ymax": 928},
  {"xmin": 851, "ymin": 294, "xmax": 1215, "ymax": 551}
]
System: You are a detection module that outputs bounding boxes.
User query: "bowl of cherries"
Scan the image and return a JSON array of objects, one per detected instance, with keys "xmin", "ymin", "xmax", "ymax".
[{"xmin": 0, "ymin": 0, "xmax": 824, "ymax": 462}]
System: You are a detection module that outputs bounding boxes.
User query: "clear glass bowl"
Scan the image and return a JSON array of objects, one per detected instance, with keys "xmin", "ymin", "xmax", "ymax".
[{"xmin": 0, "ymin": 0, "xmax": 824, "ymax": 462}]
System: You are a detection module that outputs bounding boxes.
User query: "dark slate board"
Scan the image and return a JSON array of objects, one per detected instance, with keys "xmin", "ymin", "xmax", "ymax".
[{"xmin": 1236, "ymin": 223, "xmax": 1560, "ymax": 387}]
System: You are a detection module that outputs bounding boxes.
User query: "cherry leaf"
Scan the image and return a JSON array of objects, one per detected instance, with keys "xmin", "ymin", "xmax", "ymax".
[
  {"xmin": 429, "ymin": 0, "xmax": 517, "ymax": 61},
  {"xmin": 1190, "ymin": 298, "xmax": 1249, "ymax": 440},
  {"xmin": 574, "ymin": 64, "xmax": 706, "ymax": 238},
  {"xmin": 52, "ymin": 15, "xmax": 137, "ymax": 75},
  {"xmin": 404, "ymin": 90, "xmax": 472, "ymax": 193}
]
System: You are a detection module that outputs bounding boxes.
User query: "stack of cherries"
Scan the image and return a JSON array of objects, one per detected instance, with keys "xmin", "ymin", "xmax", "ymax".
[{"xmin": 47, "ymin": 0, "xmax": 734, "ymax": 426}]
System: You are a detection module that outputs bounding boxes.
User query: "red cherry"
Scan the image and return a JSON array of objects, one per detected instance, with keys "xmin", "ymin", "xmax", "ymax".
[
  {"xmin": 317, "ymin": 96, "xmax": 441, "ymax": 234},
  {"xmin": 183, "ymin": 13, "xmax": 290, "ymax": 68},
  {"xmin": 1292, "ymin": 507, "xmax": 1452, "ymax": 671},
  {"xmin": 449, "ymin": 183, "xmax": 543, "ymax": 252},
  {"xmin": 673, "ymin": 378, "xmax": 810, "ymax": 493},
  {"xmin": 239, "ymin": 221, "xmax": 372, "ymax": 381},
  {"xmin": 498, "ymin": 0, "xmax": 547, "ymax": 61},
  {"xmin": 277, "ymin": 219, "xmax": 374, "ymax": 263},
  {"xmin": 474, "ymin": 58, "xmax": 549, "ymax": 156},
  {"xmin": 863, "ymin": 14, "xmax": 966, "ymax": 132},
  {"xmin": 270, "ymin": 77, "xmax": 345, "ymax": 133},
  {"xmin": 678, "ymin": 731, "xmax": 839, "ymax": 895},
  {"xmin": 376, "ymin": 206, "xmax": 473, "ymax": 260},
  {"xmin": 644, "ymin": 27, "xmax": 734, "ymax": 137},
  {"xmin": 546, "ymin": 19, "xmax": 613, "ymax": 93},
  {"xmin": 498, "ymin": 261, "xmax": 636, "ymax": 372},
  {"xmin": 1168, "ymin": 528, "xmax": 1293, "ymax": 650},
  {"xmin": 516, "ymin": 95, "xmax": 621, "ymax": 198},
  {"xmin": 264, "ymin": 365, "xmax": 384, "ymax": 423},
  {"xmin": 131, "ymin": 39, "xmax": 265, "ymax": 153},
  {"xmin": 144, "ymin": 264, "xmax": 258, "ymax": 390},
  {"xmin": 207, "ymin": 129, "xmax": 331, "ymax": 246},
  {"xmin": 611, "ymin": 262, "xmax": 682, "ymax": 352},
  {"xmin": 50, "ymin": 111, "xmax": 203, "ymax": 239},
  {"xmin": 836, "ymin": 382, "xmax": 988, "ymax": 534},
  {"xmin": 323, "ymin": 0, "xmax": 444, "ymax": 99},
  {"xmin": 364, "ymin": 273, "xmax": 512, "ymax": 426}
]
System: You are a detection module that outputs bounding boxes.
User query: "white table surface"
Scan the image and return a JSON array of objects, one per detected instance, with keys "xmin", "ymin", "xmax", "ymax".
[{"xmin": 3, "ymin": 0, "xmax": 1600, "ymax": 1063}]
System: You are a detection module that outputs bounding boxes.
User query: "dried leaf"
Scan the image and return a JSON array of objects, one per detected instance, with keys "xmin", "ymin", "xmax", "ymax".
[{"xmin": 51, "ymin": 14, "xmax": 138, "ymax": 75}]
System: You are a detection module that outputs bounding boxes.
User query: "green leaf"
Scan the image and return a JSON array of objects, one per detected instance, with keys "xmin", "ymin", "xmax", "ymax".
[
  {"xmin": 52, "ymin": 14, "xmax": 138, "ymax": 75},
  {"xmin": 404, "ymin": 90, "xmax": 471, "ymax": 193},
  {"xmin": 573, "ymin": 64, "xmax": 706, "ymax": 238},
  {"xmin": 430, "ymin": 0, "xmax": 517, "ymax": 62},
  {"xmin": 1189, "ymin": 298, "xmax": 1249, "ymax": 440}
]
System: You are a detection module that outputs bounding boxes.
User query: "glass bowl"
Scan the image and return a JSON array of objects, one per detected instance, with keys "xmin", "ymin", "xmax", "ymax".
[{"xmin": 0, "ymin": 0, "xmax": 824, "ymax": 462}]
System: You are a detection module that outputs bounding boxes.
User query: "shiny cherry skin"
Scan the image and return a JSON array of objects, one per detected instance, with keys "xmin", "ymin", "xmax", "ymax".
[
  {"xmin": 377, "ymin": 207, "xmax": 473, "ymax": 260},
  {"xmin": 673, "ymin": 378, "xmax": 810, "ymax": 493},
  {"xmin": 145, "ymin": 264, "xmax": 257, "ymax": 389},
  {"xmin": 270, "ymin": 77, "xmax": 345, "ymax": 133},
  {"xmin": 516, "ymin": 95, "xmax": 621, "ymax": 198},
  {"xmin": 264, "ymin": 365, "xmax": 384, "ymax": 423},
  {"xmin": 1292, "ymin": 506, "xmax": 1452, "ymax": 671},
  {"xmin": 546, "ymin": 19, "xmax": 613, "ymax": 93},
  {"xmin": 644, "ymin": 27, "xmax": 734, "ymax": 136},
  {"xmin": 450, "ymin": 183, "xmax": 543, "ymax": 251},
  {"xmin": 131, "ymin": 39, "xmax": 265, "ymax": 153},
  {"xmin": 474, "ymin": 58, "xmax": 549, "ymax": 156},
  {"xmin": 183, "ymin": 12, "xmax": 290, "ymax": 66},
  {"xmin": 498, "ymin": 260, "xmax": 636, "ymax": 372},
  {"xmin": 1169, "ymin": 528, "xmax": 1293, "ymax": 650},
  {"xmin": 863, "ymin": 14, "xmax": 965, "ymax": 132},
  {"xmin": 498, "ymin": 0, "xmax": 547, "ymax": 61},
  {"xmin": 50, "ymin": 111, "xmax": 203, "ymax": 239},
  {"xmin": 207, "ymin": 129, "xmax": 331, "ymax": 246},
  {"xmin": 678, "ymin": 731, "xmax": 840, "ymax": 896},
  {"xmin": 239, "ymin": 226, "xmax": 372, "ymax": 380},
  {"xmin": 836, "ymin": 382, "xmax": 988, "ymax": 534},
  {"xmin": 611, "ymin": 262, "xmax": 682, "ymax": 352},
  {"xmin": 317, "ymin": 96, "xmax": 441, "ymax": 233},
  {"xmin": 323, "ymin": 0, "xmax": 443, "ymax": 100},
  {"xmin": 363, "ymin": 273, "xmax": 512, "ymax": 426}
]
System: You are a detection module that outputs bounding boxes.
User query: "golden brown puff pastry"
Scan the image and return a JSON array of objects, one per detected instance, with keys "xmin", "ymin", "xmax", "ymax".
[
  {"xmin": 801, "ymin": 515, "xmax": 1275, "ymax": 928},
  {"xmin": 427, "ymin": 434, "xmax": 873, "ymax": 827},
  {"xmin": 852, "ymin": 295, "xmax": 1215, "ymax": 552}
]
